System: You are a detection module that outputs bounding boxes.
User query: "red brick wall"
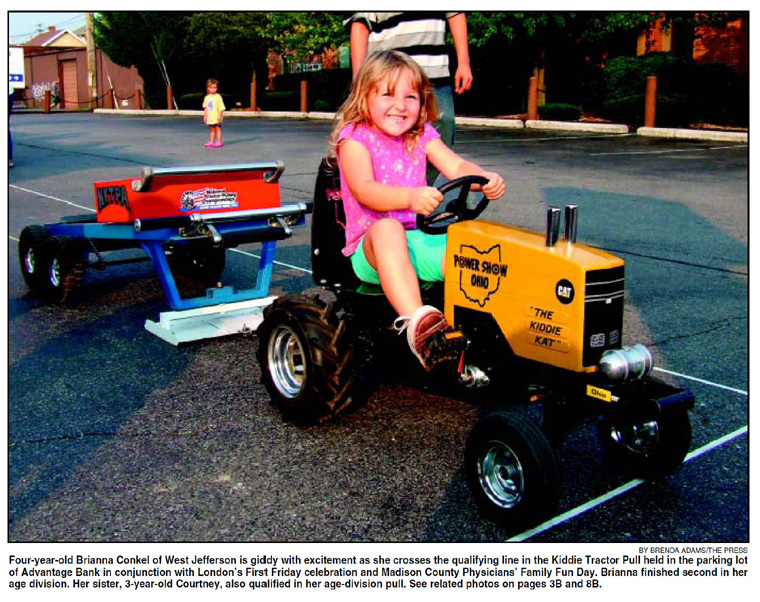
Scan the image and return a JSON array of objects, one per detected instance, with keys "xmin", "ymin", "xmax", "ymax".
[{"xmin": 693, "ymin": 15, "xmax": 748, "ymax": 77}]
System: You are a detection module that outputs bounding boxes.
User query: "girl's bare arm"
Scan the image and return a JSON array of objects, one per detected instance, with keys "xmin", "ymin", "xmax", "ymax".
[{"xmin": 339, "ymin": 139, "xmax": 443, "ymax": 215}]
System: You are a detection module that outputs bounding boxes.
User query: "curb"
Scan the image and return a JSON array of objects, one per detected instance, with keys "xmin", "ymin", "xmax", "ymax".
[
  {"xmin": 525, "ymin": 119, "xmax": 628, "ymax": 134},
  {"xmin": 456, "ymin": 116, "xmax": 524, "ymax": 129},
  {"xmin": 637, "ymin": 126, "xmax": 747, "ymax": 144},
  {"xmin": 93, "ymin": 109, "xmax": 747, "ymax": 143},
  {"xmin": 96, "ymin": 108, "xmax": 317, "ymax": 120},
  {"xmin": 526, "ymin": 120, "xmax": 629, "ymax": 135}
]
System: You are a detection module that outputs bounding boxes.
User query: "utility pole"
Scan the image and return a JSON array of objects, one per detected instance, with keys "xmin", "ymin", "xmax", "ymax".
[{"xmin": 86, "ymin": 13, "xmax": 98, "ymax": 109}]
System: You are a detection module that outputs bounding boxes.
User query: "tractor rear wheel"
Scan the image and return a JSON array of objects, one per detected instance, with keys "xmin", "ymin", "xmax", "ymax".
[
  {"xmin": 465, "ymin": 410, "xmax": 560, "ymax": 530},
  {"xmin": 257, "ymin": 294, "xmax": 361, "ymax": 424}
]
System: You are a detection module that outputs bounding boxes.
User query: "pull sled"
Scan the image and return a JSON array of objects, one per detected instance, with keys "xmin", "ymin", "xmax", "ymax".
[{"xmin": 18, "ymin": 162, "xmax": 311, "ymax": 344}]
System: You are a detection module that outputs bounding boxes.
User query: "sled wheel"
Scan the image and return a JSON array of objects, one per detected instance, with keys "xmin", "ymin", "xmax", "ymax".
[
  {"xmin": 38, "ymin": 235, "xmax": 86, "ymax": 304},
  {"xmin": 257, "ymin": 294, "xmax": 360, "ymax": 424},
  {"xmin": 465, "ymin": 410, "xmax": 560, "ymax": 529},
  {"xmin": 598, "ymin": 408, "xmax": 692, "ymax": 478},
  {"xmin": 169, "ymin": 245, "xmax": 226, "ymax": 285},
  {"xmin": 18, "ymin": 225, "xmax": 50, "ymax": 292}
]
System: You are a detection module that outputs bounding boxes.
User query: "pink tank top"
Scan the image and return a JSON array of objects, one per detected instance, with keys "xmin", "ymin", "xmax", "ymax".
[{"xmin": 337, "ymin": 122, "xmax": 440, "ymax": 256}]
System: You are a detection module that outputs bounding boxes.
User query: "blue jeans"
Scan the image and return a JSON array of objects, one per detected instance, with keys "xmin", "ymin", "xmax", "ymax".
[
  {"xmin": 428, "ymin": 84, "xmax": 455, "ymax": 185},
  {"xmin": 433, "ymin": 84, "xmax": 455, "ymax": 146}
]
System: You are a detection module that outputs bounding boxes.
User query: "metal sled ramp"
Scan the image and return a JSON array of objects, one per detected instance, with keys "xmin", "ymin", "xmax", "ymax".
[{"xmin": 145, "ymin": 295, "xmax": 278, "ymax": 346}]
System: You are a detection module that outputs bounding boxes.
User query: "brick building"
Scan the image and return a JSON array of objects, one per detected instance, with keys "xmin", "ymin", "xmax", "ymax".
[
  {"xmin": 638, "ymin": 13, "xmax": 748, "ymax": 77},
  {"xmin": 693, "ymin": 15, "xmax": 748, "ymax": 77},
  {"xmin": 16, "ymin": 25, "xmax": 144, "ymax": 110}
]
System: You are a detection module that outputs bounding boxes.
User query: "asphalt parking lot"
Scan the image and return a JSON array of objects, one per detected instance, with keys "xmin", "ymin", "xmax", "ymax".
[{"xmin": 7, "ymin": 112, "xmax": 748, "ymax": 543}]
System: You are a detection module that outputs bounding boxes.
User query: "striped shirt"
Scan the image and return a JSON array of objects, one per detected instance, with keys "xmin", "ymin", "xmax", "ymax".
[{"xmin": 345, "ymin": 12, "xmax": 460, "ymax": 81}]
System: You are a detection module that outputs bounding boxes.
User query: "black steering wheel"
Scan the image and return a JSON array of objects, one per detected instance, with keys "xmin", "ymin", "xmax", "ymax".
[{"xmin": 417, "ymin": 175, "xmax": 490, "ymax": 235}]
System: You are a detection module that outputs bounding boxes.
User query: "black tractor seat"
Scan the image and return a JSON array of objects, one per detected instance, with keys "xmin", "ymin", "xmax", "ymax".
[{"xmin": 311, "ymin": 158, "xmax": 443, "ymax": 304}]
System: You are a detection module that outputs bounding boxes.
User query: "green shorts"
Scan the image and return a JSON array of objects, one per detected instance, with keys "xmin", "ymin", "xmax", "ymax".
[{"xmin": 350, "ymin": 229, "xmax": 447, "ymax": 285}]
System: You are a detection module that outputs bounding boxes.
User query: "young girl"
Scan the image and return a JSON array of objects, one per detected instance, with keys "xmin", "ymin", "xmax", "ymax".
[
  {"xmin": 330, "ymin": 50, "xmax": 506, "ymax": 371},
  {"xmin": 203, "ymin": 78, "xmax": 225, "ymax": 147}
]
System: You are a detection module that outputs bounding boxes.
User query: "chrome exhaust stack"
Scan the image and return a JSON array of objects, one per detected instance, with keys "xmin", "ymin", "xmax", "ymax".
[
  {"xmin": 546, "ymin": 204, "xmax": 578, "ymax": 247},
  {"xmin": 564, "ymin": 204, "xmax": 578, "ymax": 243},
  {"xmin": 545, "ymin": 206, "xmax": 561, "ymax": 247}
]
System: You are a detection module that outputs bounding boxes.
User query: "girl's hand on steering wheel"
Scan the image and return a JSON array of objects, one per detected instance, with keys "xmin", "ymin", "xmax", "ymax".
[
  {"xmin": 481, "ymin": 171, "xmax": 506, "ymax": 201},
  {"xmin": 410, "ymin": 186, "xmax": 444, "ymax": 216}
]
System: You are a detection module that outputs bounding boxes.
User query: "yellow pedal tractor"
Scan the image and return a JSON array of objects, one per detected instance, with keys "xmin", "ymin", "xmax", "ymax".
[{"xmin": 257, "ymin": 160, "xmax": 695, "ymax": 529}]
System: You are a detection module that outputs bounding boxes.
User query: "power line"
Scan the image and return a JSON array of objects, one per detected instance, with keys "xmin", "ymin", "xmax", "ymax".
[{"xmin": 9, "ymin": 12, "xmax": 86, "ymax": 42}]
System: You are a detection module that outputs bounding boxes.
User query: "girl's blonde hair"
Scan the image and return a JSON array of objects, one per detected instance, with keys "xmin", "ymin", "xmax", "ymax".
[{"xmin": 329, "ymin": 50, "xmax": 438, "ymax": 158}]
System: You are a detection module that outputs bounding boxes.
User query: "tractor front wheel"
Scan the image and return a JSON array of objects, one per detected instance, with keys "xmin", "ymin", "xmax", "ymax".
[
  {"xmin": 465, "ymin": 410, "xmax": 560, "ymax": 530},
  {"xmin": 598, "ymin": 408, "xmax": 691, "ymax": 478}
]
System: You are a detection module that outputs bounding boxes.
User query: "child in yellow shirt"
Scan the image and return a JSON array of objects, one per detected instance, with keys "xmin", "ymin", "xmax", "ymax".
[{"xmin": 203, "ymin": 79, "xmax": 225, "ymax": 148}]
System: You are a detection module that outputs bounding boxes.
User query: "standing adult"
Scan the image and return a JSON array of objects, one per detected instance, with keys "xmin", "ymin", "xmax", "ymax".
[
  {"xmin": 345, "ymin": 12, "xmax": 473, "ymax": 182},
  {"xmin": 9, "ymin": 83, "xmax": 14, "ymax": 168}
]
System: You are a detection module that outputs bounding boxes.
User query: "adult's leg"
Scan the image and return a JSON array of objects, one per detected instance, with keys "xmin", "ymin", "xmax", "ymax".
[{"xmin": 427, "ymin": 84, "xmax": 455, "ymax": 185}]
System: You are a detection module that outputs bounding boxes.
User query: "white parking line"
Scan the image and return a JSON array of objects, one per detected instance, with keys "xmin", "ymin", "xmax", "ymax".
[
  {"xmin": 507, "ymin": 424, "xmax": 748, "ymax": 542},
  {"xmin": 458, "ymin": 133, "xmax": 633, "ymax": 144},
  {"xmin": 230, "ymin": 247, "xmax": 313, "ymax": 274},
  {"xmin": 590, "ymin": 144, "xmax": 747, "ymax": 157},
  {"xmin": 654, "ymin": 367, "xmax": 747, "ymax": 396},
  {"xmin": 10, "ymin": 184, "xmax": 95, "ymax": 212}
]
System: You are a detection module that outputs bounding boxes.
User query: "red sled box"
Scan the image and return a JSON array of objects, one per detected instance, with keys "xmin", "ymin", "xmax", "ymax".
[{"xmin": 94, "ymin": 162, "xmax": 284, "ymax": 223}]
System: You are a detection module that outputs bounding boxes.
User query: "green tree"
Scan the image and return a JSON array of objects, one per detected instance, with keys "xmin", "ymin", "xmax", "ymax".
[
  {"xmin": 465, "ymin": 11, "xmax": 741, "ymax": 109},
  {"xmin": 93, "ymin": 12, "xmax": 193, "ymax": 109},
  {"xmin": 268, "ymin": 12, "xmax": 347, "ymax": 61},
  {"xmin": 466, "ymin": 12, "xmax": 659, "ymax": 104},
  {"xmin": 185, "ymin": 12, "xmax": 346, "ymax": 103},
  {"xmin": 185, "ymin": 12, "xmax": 277, "ymax": 95},
  {"xmin": 96, "ymin": 12, "xmax": 347, "ymax": 107},
  {"xmin": 467, "ymin": 12, "xmax": 660, "ymax": 56}
]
